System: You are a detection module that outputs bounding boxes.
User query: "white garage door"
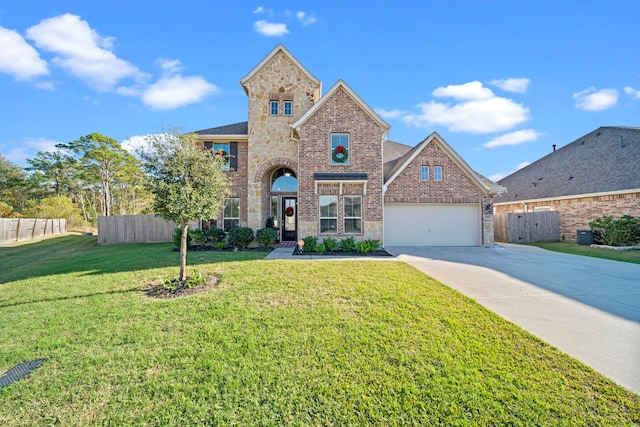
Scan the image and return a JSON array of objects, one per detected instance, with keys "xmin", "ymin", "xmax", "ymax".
[{"xmin": 384, "ymin": 204, "xmax": 481, "ymax": 246}]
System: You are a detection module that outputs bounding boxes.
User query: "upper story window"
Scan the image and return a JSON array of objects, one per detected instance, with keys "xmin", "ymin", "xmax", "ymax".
[
  {"xmin": 270, "ymin": 101, "xmax": 279, "ymax": 116},
  {"xmin": 331, "ymin": 133, "xmax": 349, "ymax": 165},
  {"xmin": 269, "ymin": 92, "xmax": 294, "ymax": 116},
  {"xmin": 434, "ymin": 166, "xmax": 443, "ymax": 181},
  {"xmin": 421, "ymin": 166, "xmax": 429, "ymax": 181},
  {"xmin": 283, "ymin": 101, "xmax": 293, "ymax": 116},
  {"xmin": 203, "ymin": 141, "xmax": 230, "ymax": 171}
]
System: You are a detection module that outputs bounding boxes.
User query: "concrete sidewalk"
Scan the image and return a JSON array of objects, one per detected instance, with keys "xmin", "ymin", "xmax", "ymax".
[{"xmin": 386, "ymin": 244, "xmax": 640, "ymax": 394}]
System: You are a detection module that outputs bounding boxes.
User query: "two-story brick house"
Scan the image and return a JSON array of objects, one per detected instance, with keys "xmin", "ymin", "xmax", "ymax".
[{"xmin": 195, "ymin": 45, "xmax": 504, "ymax": 246}]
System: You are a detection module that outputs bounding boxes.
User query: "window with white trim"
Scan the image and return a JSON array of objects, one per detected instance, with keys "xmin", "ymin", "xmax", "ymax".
[
  {"xmin": 331, "ymin": 133, "xmax": 349, "ymax": 165},
  {"xmin": 344, "ymin": 195, "xmax": 362, "ymax": 234},
  {"xmin": 421, "ymin": 166, "xmax": 429, "ymax": 181},
  {"xmin": 319, "ymin": 195, "xmax": 338, "ymax": 233},
  {"xmin": 223, "ymin": 198, "xmax": 240, "ymax": 231},
  {"xmin": 434, "ymin": 166, "xmax": 443, "ymax": 181},
  {"xmin": 283, "ymin": 101, "xmax": 293, "ymax": 116},
  {"xmin": 270, "ymin": 101, "xmax": 279, "ymax": 115}
]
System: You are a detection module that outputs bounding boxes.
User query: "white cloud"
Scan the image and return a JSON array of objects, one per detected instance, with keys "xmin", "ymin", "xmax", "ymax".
[
  {"xmin": 0, "ymin": 25, "xmax": 49, "ymax": 80},
  {"xmin": 432, "ymin": 81, "xmax": 494, "ymax": 100},
  {"xmin": 157, "ymin": 58, "xmax": 182, "ymax": 76},
  {"xmin": 624, "ymin": 86, "xmax": 640, "ymax": 100},
  {"xmin": 296, "ymin": 11, "xmax": 317, "ymax": 26},
  {"xmin": 489, "ymin": 162, "xmax": 530, "ymax": 182},
  {"xmin": 489, "ymin": 78, "xmax": 531, "ymax": 94},
  {"xmin": 375, "ymin": 108, "xmax": 407, "ymax": 119},
  {"xmin": 121, "ymin": 135, "xmax": 151, "ymax": 154},
  {"xmin": 2, "ymin": 137, "xmax": 61, "ymax": 165},
  {"xmin": 25, "ymin": 14, "xmax": 147, "ymax": 91},
  {"xmin": 253, "ymin": 6, "xmax": 265, "ymax": 14},
  {"xmin": 142, "ymin": 75, "xmax": 218, "ymax": 110},
  {"xmin": 254, "ymin": 20, "xmax": 289, "ymax": 36},
  {"xmin": 483, "ymin": 129, "xmax": 543, "ymax": 148},
  {"xmin": 35, "ymin": 81, "xmax": 55, "ymax": 91},
  {"xmin": 573, "ymin": 87, "xmax": 619, "ymax": 111},
  {"xmin": 402, "ymin": 81, "xmax": 530, "ymax": 133}
]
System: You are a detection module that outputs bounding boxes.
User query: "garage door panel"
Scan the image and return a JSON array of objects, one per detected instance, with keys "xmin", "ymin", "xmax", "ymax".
[{"xmin": 384, "ymin": 204, "xmax": 480, "ymax": 246}]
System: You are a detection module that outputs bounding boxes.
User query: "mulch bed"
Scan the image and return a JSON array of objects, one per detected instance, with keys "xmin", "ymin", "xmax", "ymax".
[
  {"xmin": 295, "ymin": 249, "xmax": 393, "ymax": 257},
  {"xmin": 144, "ymin": 274, "xmax": 221, "ymax": 299}
]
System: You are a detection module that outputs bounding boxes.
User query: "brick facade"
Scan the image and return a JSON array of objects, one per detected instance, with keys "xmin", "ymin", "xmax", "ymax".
[
  {"xmin": 495, "ymin": 191, "xmax": 640, "ymax": 242},
  {"xmin": 296, "ymin": 86, "xmax": 386, "ymax": 241},
  {"xmin": 385, "ymin": 141, "xmax": 486, "ymax": 203}
]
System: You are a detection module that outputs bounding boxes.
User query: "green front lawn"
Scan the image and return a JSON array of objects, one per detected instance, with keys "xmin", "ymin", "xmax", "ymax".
[
  {"xmin": 1, "ymin": 235, "xmax": 638, "ymax": 425},
  {"xmin": 528, "ymin": 241, "xmax": 640, "ymax": 264}
]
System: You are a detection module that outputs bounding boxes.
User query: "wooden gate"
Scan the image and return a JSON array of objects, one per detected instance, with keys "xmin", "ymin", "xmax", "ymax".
[{"xmin": 494, "ymin": 211, "xmax": 560, "ymax": 243}]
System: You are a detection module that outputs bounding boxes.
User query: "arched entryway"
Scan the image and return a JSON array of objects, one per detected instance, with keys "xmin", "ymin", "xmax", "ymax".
[{"xmin": 270, "ymin": 167, "xmax": 298, "ymax": 241}]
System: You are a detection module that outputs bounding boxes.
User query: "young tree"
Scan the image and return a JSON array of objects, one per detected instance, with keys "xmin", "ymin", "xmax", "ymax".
[{"xmin": 138, "ymin": 129, "xmax": 231, "ymax": 282}]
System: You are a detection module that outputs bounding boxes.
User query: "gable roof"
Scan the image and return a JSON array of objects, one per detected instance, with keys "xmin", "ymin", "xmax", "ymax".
[
  {"xmin": 239, "ymin": 44, "xmax": 321, "ymax": 94},
  {"xmin": 291, "ymin": 80, "xmax": 390, "ymax": 132},
  {"xmin": 384, "ymin": 132, "xmax": 505, "ymax": 195},
  {"xmin": 496, "ymin": 126, "xmax": 640, "ymax": 203},
  {"xmin": 194, "ymin": 121, "xmax": 248, "ymax": 137}
]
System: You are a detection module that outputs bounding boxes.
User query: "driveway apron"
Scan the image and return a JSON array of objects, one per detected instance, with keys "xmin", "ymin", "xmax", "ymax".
[{"xmin": 386, "ymin": 244, "xmax": 640, "ymax": 394}]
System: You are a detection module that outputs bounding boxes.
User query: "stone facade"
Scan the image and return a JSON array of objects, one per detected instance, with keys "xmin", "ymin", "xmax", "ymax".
[
  {"xmin": 495, "ymin": 191, "xmax": 640, "ymax": 242},
  {"xmin": 242, "ymin": 49, "xmax": 321, "ymax": 230}
]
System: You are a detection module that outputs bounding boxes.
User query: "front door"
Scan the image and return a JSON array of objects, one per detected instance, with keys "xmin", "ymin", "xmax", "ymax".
[{"xmin": 282, "ymin": 197, "xmax": 297, "ymax": 241}]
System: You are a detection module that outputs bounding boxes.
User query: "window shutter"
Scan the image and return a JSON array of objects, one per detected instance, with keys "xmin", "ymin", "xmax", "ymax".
[{"xmin": 229, "ymin": 142, "xmax": 238, "ymax": 171}]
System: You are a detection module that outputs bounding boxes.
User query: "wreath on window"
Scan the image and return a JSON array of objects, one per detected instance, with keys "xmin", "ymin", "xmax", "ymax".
[
  {"xmin": 332, "ymin": 145, "xmax": 348, "ymax": 163},
  {"xmin": 285, "ymin": 206, "xmax": 294, "ymax": 217}
]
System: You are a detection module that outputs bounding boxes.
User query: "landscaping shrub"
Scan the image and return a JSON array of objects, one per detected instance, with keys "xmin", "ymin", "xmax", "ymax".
[
  {"xmin": 315, "ymin": 243, "xmax": 326, "ymax": 253},
  {"xmin": 340, "ymin": 236, "xmax": 357, "ymax": 252},
  {"xmin": 204, "ymin": 227, "xmax": 226, "ymax": 245},
  {"xmin": 302, "ymin": 235, "xmax": 318, "ymax": 252},
  {"xmin": 227, "ymin": 227, "xmax": 254, "ymax": 249},
  {"xmin": 256, "ymin": 227, "xmax": 278, "ymax": 248},
  {"xmin": 322, "ymin": 237, "xmax": 340, "ymax": 252},
  {"xmin": 356, "ymin": 239, "xmax": 379, "ymax": 253},
  {"xmin": 589, "ymin": 215, "xmax": 640, "ymax": 246}
]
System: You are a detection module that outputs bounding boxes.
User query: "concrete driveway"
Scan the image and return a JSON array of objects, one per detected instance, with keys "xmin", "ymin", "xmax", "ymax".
[{"xmin": 386, "ymin": 244, "xmax": 640, "ymax": 394}]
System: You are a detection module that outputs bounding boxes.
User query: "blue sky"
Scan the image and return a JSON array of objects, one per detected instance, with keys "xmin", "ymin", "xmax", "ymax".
[{"xmin": 1, "ymin": 1, "xmax": 639, "ymax": 181}]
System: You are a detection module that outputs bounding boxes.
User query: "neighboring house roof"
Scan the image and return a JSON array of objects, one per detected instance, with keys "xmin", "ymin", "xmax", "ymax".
[
  {"xmin": 291, "ymin": 80, "xmax": 390, "ymax": 132},
  {"xmin": 239, "ymin": 44, "xmax": 321, "ymax": 95},
  {"xmin": 496, "ymin": 126, "xmax": 640, "ymax": 203},
  {"xmin": 384, "ymin": 132, "xmax": 505, "ymax": 195},
  {"xmin": 194, "ymin": 121, "xmax": 248, "ymax": 137}
]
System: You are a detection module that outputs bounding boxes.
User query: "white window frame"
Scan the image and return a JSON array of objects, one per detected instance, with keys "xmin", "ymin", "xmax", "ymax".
[
  {"xmin": 343, "ymin": 195, "xmax": 362, "ymax": 234},
  {"xmin": 421, "ymin": 166, "xmax": 429, "ymax": 181},
  {"xmin": 331, "ymin": 133, "xmax": 350, "ymax": 165},
  {"xmin": 270, "ymin": 100, "xmax": 279, "ymax": 115},
  {"xmin": 319, "ymin": 195, "xmax": 338, "ymax": 234},
  {"xmin": 283, "ymin": 101, "xmax": 293, "ymax": 116},
  {"xmin": 434, "ymin": 166, "xmax": 443, "ymax": 181},
  {"xmin": 223, "ymin": 198, "xmax": 240, "ymax": 231}
]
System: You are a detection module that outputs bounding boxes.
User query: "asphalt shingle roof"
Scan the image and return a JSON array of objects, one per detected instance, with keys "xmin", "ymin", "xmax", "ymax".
[
  {"xmin": 496, "ymin": 126, "xmax": 640, "ymax": 203},
  {"xmin": 194, "ymin": 121, "xmax": 248, "ymax": 136}
]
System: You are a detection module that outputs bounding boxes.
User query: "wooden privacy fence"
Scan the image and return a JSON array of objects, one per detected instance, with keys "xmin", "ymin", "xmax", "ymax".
[
  {"xmin": 494, "ymin": 211, "xmax": 560, "ymax": 243},
  {"xmin": 98, "ymin": 214, "xmax": 199, "ymax": 245},
  {"xmin": 0, "ymin": 218, "xmax": 67, "ymax": 244}
]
